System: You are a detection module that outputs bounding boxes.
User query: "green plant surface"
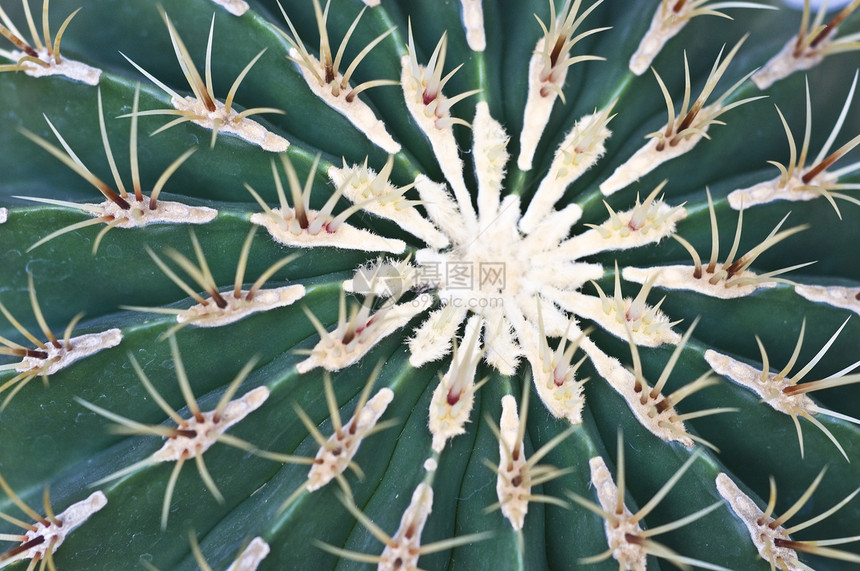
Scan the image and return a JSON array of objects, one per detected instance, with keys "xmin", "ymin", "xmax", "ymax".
[{"xmin": 1, "ymin": 0, "xmax": 860, "ymax": 569}]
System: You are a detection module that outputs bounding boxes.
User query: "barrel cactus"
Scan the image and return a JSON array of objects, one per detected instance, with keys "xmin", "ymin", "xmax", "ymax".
[{"xmin": 1, "ymin": 0, "xmax": 860, "ymax": 568}]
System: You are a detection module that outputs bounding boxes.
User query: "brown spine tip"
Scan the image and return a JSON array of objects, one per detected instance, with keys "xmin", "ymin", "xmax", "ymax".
[
  {"xmin": 810, "ymin": 2, "xmax": 857, "ymax": 49},
  {"xmin": 0, "ymin": 535, "xmax": 46, "ymax": 561},
  {"xmin": 549, "ymin": 38, "xmax": 565, "ymax": 69},
  {"xmin": 107, "ymin": 190, "xmax": 131, "ymax": 210},
  {"xmin": 173, "ymin": 429, "xmax": 198, "ymax": 439},
  {"xmin": 802, "ymin": 151, "xmax": 841, "ymax": 184},
  {"xmin": 725, "ymin": 259, "xmax": 745, "ymax": 278},
  {"xmin": 341, "ymin": 327, "xmax": 356, "ymax": 345},
  {"xmin": 0, "ymin": 26, "xmax": 38, "ymax": 58},
  {"xmin": 210, "ymin": 290, "xmax": 228, "ymax": 309}
]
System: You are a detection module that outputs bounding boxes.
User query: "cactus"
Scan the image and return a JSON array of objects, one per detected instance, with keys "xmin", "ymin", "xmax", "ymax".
[{"xmin": 1, "ymin": 0, "xmax": 860, "ymax": 568}]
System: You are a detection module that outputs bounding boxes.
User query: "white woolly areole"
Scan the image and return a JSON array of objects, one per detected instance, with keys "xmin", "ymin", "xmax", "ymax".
[
  {"xmin": 727, "ymin": 171, "xmax": 839, "ymax": 210},
  {"xmin": 581, "ymin": 337, "xmax": 694, "ymax": 447},
  {"xmin": 794, "ymin": 283, "xmax": 860, "ymax": 315},
  {"xmin": 427, "ymin": 361, "xmax": 479, "ymax": 452},
  {"xmin": 600, "ymin": 132, "xmax": 704, "ymax": 196},
  {"xmin": 152, "ymin": 386, "xmax": 269, "ymax": 463},
  {"xmin": 7, "ymin": 491, "xmax": 107, "ymax": 567},
  {"xmin": 250, "ymin": 210, "xmax": 405, "ymax": 253},
  {"xmin": 530, "ymin": 355, "xmax": 585, "ymax": 424},
  {"xmin": 297, "ymin": 297, "xmax": 433, "ymax": 373},
  {"xmin": 481, "ymin": 307, "xmax": 522, "ymax": 375},
  {"xmin": 413, "ymin": 175, "xmax": 471, "ymax": 246},
  {"xmin": 525, "ymin": 260, "xmax": 603, "ymax": 295},
  {"xmin": 561, "ymin": 203, "xmax": 686, "ymax": 259},
  {"xmin": 210, "ymin": 0, "xmax": 249, "ymax": 16},
  {"xmin": 520, "ymin": 109, "xmax": 611, "ymax": 233},
  {"xmin": 99, "ymin": 197, "xmax": 218, "ymax": 228},
  {"xmin": 328, "ymin": 163, "xmax": 447, "ymax": 248},
  {"xmin": 225, "ymin": 537, "xmax": 270, "ymax": 571},
  {"xmin": 537, "ymin": 373, "xmax": 585, "ymax": 424},
  {"xmin": 460, "ymin": 0, "xmax": 486, "ymax": 51},
  {"xmin": 13, "ymin": 49, "xmax": 101, "ymax": 85},
  {"xmin": 413, "ymin": 191, "xmax": 544, "ymax": 319},
  {"xmin": 705, "ymin": 349, "xmax": 818, "ymax": 417},
  {"xmin": 505, "ymin": 300, "xmax": 584, "ymax": 425},
  {"xmin": 589, "ymin": 456, "xmax": 647, "ymax": 571},
  {"xmin": 429, "ymin": 316, "xmax": 482, "ymax": 452},
  {"xmin": 170, "ymin": 95, "xmax": 288, "ymax": 152},
  {"xmin": 716, "ymin": 473, "xmax": 803, "ymax": 569},
  {"xmin": 423, "ymin": 457, "xmax": 438, "ymax": 472},
  {"xmin": 379, "ymin": 483, "xmax": 433, "ymax": 571},
  {"xmin": 409, "ymin": 304, "xmax": 468, "ymax": 367},
  {"xmin": 629, "ymin": 2, "xmax": 689, "ymax": 75},
  {"xmin": 306, "ymin": 388, "xmax": 394, "ymax": 491},
  {"xmin": 558, "ymin": 290, "xmax": 680, "ymax": 347},
  {"xmin": 522, "ymin": 203, "xmax": 584, "ymax": 257},
  {"xmin": 342, "ymin": 259, "xmax": 419, "ymax": 298},
  {"xmin": 400, "ymin": 55, "xmax": 477, "ymax": 227},
  {"xmin": 362, "ymin": 0, "xmax": 380, "ymax": 5},
  {"xmin": 0, "ymin": 208, "xmax": 7, "ymax": 224},
  {"xmin": 496, "ymin": 394, "xmax": 530, "ymax": 530},
  {"xmin": 175, "ymin": 285, "xmax": 306, "ymax": 327},
  {"xmin": 516, "ymin": 316, "xmax": 586, "ymax": 425},
  {"xmin": 473, "ymin": 101, "xmax": 508, "ymax": 225},
  {"xmin": 291, "ymin": 48, "xmax": 400, "ymax": 153},
  {"xmin": 752, "ymin": 34, "xmax": 828, "ymax": 90},
  {"xmin": 623, "ymin": 265, "xmax": 777, "ymax": 299},
  {"xmin": 517, "ymin": 38, "xmax": 566, "ymax": 171},
  {"xmin": 17, "ymin": 329, "xmax": 123, "ymax": 376},
  {"xmin": 512, "ymin": 293, "xmax": 570, "ymax": 339}
]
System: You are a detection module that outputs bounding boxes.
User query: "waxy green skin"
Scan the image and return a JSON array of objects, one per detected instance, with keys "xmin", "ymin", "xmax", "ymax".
[{"xmin": 0, "ymin": 0, "xmax": 860, "ymax": 569}]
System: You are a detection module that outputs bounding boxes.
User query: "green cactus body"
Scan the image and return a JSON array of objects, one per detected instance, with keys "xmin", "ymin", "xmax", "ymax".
[{"xmin": 1, "ymin": 0, "xmax": 860, "ymax": 569}]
